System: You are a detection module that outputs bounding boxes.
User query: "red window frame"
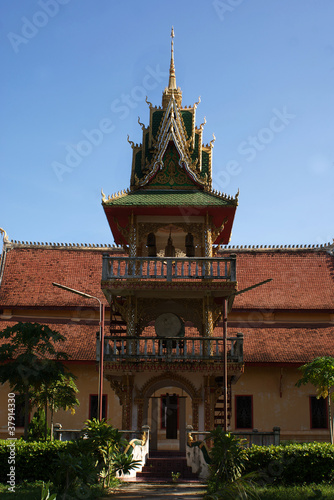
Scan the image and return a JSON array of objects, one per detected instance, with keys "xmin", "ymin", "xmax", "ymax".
[
  {"xmin": 235, "ymin": 395, "xmax": 253, "ymax": 429},
  {"xmin": 309, "ymin": 396, "xmax": 328, "ymax": 429}
]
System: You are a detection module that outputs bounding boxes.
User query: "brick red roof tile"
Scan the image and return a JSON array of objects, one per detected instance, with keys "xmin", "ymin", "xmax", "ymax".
[
  {"xmin": 0, "ymin": 320, "xmax": 97, "ymax": 361},
  {"xmin": 1, "ymin": 320, "xmax": 333, "ymax": 364},
  {"xmin": 226, "ymin": 250, "xmax": 334, "ymax": 310},
  {"xmin": 0, "ymin": 246, "xmax": 333, "ymax": 310},
  {"xmin": 0, "ymin": 247, "xmax": 111, "ymax": 308},
  {"xmin": 216, "ymin": 325, "xmax": 334, "ymax": 363}
]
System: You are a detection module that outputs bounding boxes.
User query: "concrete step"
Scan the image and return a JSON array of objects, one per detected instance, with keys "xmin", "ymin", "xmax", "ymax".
[{"xmin": 136, "ymin": 453, "xmax": 198, "ymax": 481}]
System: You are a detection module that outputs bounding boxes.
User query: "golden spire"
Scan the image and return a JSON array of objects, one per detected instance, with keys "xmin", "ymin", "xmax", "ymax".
[
  {"xmin": 162, "ymin": 27, "xmax": 182, "ymax": 108},
  {"xmin": 168, "ymin": 26, "xmax": 177, "ymax": 90}
]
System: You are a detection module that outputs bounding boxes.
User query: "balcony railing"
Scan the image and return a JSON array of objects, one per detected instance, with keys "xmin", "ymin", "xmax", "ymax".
[
  {"xmin": 102, "ymin": 255, "xmax": 236, "ymax": 282},
  {"xmin": 101, "ymin": 334, "xmax": 243, "ymax": 363}
]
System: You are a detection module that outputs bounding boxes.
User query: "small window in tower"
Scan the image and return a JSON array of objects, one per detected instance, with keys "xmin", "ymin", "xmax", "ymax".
[
  {"xmin": 235, "ymin": 395, "xmax": 253, "ymax": 429},
  {"xmin": 310, "ymin": 396, "xmax": 328, "ymax": 429},
  {"xmin": 185, "ymin": 233, "xmax": 195, "ymax": 257},
  {"xmin": 146, "ymin": 233, "xmax": 157, "ymax": 257}
]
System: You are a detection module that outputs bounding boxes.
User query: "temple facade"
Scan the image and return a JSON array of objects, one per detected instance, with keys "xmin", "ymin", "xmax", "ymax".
[{"xmin": 0, "ymin": 31, "xmax": 333, "ymax": 449}]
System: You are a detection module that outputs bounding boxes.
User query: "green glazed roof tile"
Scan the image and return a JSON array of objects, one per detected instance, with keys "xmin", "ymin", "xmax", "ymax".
[
  {"xmin": 105, "ymin": 190, "xmax": 235, "ymax": 207},
  {"xmin": 181, "ymin": 110, "xmax": 193, "ymax": 139}
]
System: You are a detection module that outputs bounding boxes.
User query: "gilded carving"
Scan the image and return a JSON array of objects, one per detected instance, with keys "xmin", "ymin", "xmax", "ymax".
[
  {"xmin": 212, "ymin": 217, "xmax": 228, "ymax": 242},
  {"xmin": 106, "ymin": 375, "xmax": 126, "ymax": 405},
  {"xmin": 113, "ymin": 216, "xmax": 130, "ymax": 241}
]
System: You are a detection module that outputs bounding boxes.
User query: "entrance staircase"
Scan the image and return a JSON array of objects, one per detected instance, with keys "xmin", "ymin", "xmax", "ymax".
[{"xmin": 136, "ymin": 451, "xmax": 199, "ymax": 482}]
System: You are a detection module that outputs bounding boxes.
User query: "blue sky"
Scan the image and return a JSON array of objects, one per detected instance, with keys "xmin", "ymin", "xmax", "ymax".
[{"xmin": 1, "ymin": 0, "xmax": 333, "ymax": 251}]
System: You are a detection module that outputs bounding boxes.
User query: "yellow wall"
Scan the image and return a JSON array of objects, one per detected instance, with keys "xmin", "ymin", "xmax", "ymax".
[
  {"xmin": 0, "ymin": 363, "xmax": 121, "ymax": 439},
  {"xmin": 231, "ymin": 365, "xmax": 330, "ymax": 442},
  {"xmin": 0, "ymin": 362, "xmax": 330, "ymax": 443}
]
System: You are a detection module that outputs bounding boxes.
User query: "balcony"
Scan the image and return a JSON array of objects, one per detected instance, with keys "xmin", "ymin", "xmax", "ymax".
[
  {"xmin": 100, "ymin": 333, "xmax": 243, "ymax": 364},
  {"xmin": 101, "ymin": 255, "xmax": 237, "ymax": 298},
  {"xmin": 102, "ymin": 255, "xmax": 236, "ymax": 281}
]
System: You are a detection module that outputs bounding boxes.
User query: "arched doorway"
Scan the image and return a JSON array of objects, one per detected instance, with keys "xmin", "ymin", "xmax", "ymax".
[{"xmin": 138, "ymin": 372, "xmax": 201, "ymax": 452}]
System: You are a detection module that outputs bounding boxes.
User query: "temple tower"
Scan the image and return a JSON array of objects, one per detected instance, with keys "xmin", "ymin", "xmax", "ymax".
[{"xmin": 101, "ymin": 29, "xmax": 243, "ymax": 451}]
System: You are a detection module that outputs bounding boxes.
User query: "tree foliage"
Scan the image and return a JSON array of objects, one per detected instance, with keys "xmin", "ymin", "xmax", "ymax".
[
  {"xmin": 0, "ymin": 322, "xmax": 69, "ymax": 439},
  {"xmin": 32, "ymin": 373, "xmax": 79, "ymax": 440},
  {"xmin": 296, "ymin": 356, "xmax": 334, "ymax": 444}
]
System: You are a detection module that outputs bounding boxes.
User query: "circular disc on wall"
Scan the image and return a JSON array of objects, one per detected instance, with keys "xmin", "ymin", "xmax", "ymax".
[{"xmin": 155, "ymin": 313, "xmax": 183, "ymax": 338}]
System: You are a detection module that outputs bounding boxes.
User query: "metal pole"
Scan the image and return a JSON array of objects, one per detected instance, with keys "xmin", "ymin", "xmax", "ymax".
[
  {"xmin": 223, "ymin": 298, "xmax": 228, "ymax": 433},
  {"xmin": 98, "ymin": 302, "xmax": 105, "ymax": 421},
  {"xmin": 52, "ymin": 282, "xmax": 105, "ymax": 422}
]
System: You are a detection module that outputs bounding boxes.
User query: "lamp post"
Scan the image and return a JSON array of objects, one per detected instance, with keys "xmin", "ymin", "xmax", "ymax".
[{"xmin": 52, "ymin": 282, "xmax": 105, "ymax": 421}]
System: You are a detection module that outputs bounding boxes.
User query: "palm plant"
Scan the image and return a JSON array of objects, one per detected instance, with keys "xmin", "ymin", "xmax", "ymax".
[
  {"xmin": 81, "ymin": 418, "xmax": 141, "ymax": 488},
  {"xmin": 205, "ymin": 428, "xmax": 259, "ymax": 500}
]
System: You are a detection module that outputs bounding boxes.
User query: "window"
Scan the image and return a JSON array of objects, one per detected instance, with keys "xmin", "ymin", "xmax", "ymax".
[
  {"xmin": 89, "ymin": 395, "xmax": 107, "ymax": 420},
  {"xmin": 235, "ymin": 395, "xmax": 253, "ymax": 429},
  {"xmin": 14, "ymin": 394, "xmax": 25, "ymax": 428},
  {"xmin": 310, "ymin": 396, "xmax": 328, "ymax": 429}
]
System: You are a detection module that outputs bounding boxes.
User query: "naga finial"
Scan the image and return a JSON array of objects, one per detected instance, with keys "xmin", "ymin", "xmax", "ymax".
[
  {"xmin": 145, "ymin": 96, "xmax": 153, "ymax": 108},
  {"xmin": 194, "ymin": 96, "xmax": 201, "ymax": 108},
  {"xmin": 0, "ymin": 228, "xmax": 8, "ymax": 242},
  {"xmin": 127, "ymin": 135, "xmax": 135, "ymax": 148},
  {"xmin": 138, "ymin": 116, "xmax": 145, "ymax": 130},
  {"xmin": 199, "ymin": 116, "xmax": 207, "ymax": 130},
  {"xmin": 210, "ymin": 133, "xmax": 216, "ymax": 147},
  {"xmin": 101, "ymin": 189, "xmax": 106, "ymax": 203}
]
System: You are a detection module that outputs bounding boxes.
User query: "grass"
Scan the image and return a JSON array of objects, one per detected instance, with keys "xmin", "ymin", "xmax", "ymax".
[
  {"xmin": 256, "ymin": 484, "xmax": 334, "ymax": 499},
  {"xmin": 2, "ymin": 481, "xmax": 334, "ymax": 499},
  {"xmin": 0, "ymin": 480, "xmax": 112, "ymax": 499},
  {"xmin": 0, "ymin": 481, "xmax": 50, "ymax": 499}
]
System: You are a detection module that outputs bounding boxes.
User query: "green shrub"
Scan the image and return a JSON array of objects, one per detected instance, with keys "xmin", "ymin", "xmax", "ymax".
[
  {"xmin": 0, "ymin": 440, "xmax": 71, "ymax": 483},
  {"xmin": 244, "ymin": 442, "xmax": 334, "ymax": 485}
]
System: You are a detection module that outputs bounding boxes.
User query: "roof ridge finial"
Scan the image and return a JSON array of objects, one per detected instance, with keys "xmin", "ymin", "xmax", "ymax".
[{"xmin": 168, "ymin": 26, "xmax": 177, "ymax": 91}]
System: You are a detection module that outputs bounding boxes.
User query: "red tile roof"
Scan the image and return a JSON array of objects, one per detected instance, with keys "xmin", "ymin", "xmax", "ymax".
[
  {"xmin": 0, "ymin": 246, "xmax": 110, "ymax": 308},
  {"xmin": 1, "ymin": 320, "xmax": 333, "ymax": 364},
  {"xmin": 0, "ymin": 320, "xmax": 97, "ymax": 361},
  {"xmin": 224, "ymin": 325, "xmax": 334, "ymax": 363},
  {"xmin": 228, "ymin": 250, "xmax": 334, "ymax": 310},
  {"xmin": 0, "ymin": 244, "xmax": 333, "ymax": 310}
]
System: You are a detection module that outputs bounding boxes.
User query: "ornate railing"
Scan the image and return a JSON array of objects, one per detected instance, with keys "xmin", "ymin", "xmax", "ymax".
[
  {"xmin": 101, "ymin": 334, "xmax": 243, "ymax": 363},
  {"xmin": 102, "ymin": 255, "xmax": 236, "ymax": 282}
]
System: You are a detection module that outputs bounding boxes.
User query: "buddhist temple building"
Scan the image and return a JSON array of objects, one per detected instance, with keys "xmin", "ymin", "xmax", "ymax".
[{"xmin": 0, "ymin": 30, "xmax": 334, "ymax": 456}]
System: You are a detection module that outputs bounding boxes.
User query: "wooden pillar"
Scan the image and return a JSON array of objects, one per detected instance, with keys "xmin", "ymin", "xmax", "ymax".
[
  {"xmin": 204, "ymin": 376, "xmax": 213, "ymax": 431},
  {"xmin": 151, "ymin": 397, "xmax": 158, "ymax": 451},
  {"xmin": 204, "ymin": 212, "xmax": 213, "ymax": 258},
  {"xmin": 179, "ymin": 397, "xmax": 186, "ymax": 452},
  {"xmin": 122, "ymin": 375, "xmax": 134, "ymax": 430},
  {"xmin": 192, "ymin": 398, "xmax": 201, "ymax": 431}
]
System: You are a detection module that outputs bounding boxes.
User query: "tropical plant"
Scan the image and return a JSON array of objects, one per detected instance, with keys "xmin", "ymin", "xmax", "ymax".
[
  {"xmin": 296, "ymin": 356, "xmax": 334, "ymax": 444},
  {"xmin": 52, "ymin": 440, "xmax": 97, "ymax": 496},
  {"xmin": 205, "ymin": 428, "xmax": 259, "ymax": 500},
  {"xmin": 28, "ymin": 409, "xmax": 51, "ymax": 441},
  {"xmin": 0, "ymin": 322, "xmax": 68, "ymax": 439},
  {"xmin": 32, "ymin": 373, "xmax": 79, "ymax": 440},
  {"xmin": 81, "ymin": 418, "xmax": 141, "ymax": 488},
  {"xmin": 40, "ymin": 481, "xmax": 57, "ymax": 500}
]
